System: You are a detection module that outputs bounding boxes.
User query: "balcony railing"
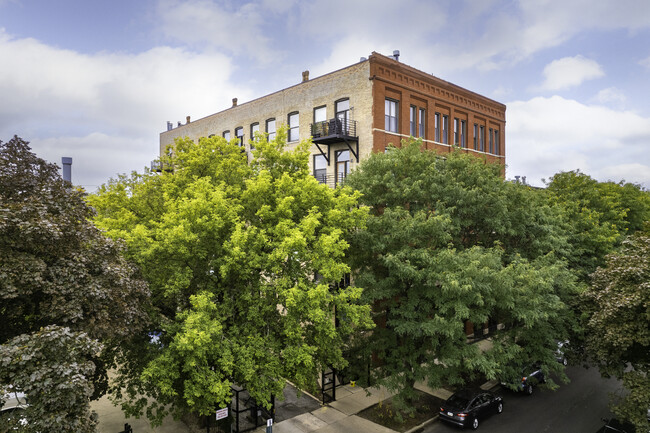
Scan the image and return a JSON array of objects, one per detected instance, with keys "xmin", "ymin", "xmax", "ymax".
[
  {"xmin": 311, "ymin": 118, "xmax": 357, "ymax": 140},
  {"xmin": 313, "ymin": 173, "xmax": 348, "ymax": 188}
]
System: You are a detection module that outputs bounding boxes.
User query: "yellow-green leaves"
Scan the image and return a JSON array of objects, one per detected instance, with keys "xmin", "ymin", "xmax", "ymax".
[{"xmin": 89, "ymin": 129, "xmax": 370, "ymax": 422}]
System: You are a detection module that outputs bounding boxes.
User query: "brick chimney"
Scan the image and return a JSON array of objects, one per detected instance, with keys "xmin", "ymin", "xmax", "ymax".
[
  {"xmin": 302, "ymin": 70, "xmax": 309, "ymax": 82},
  {"xmin": 232, "ymin": 98, "xmax": 238, "ymax": 107},
  {"xmin": 186, "ymin": 116, "xmax": 191, "ymax": 124}
]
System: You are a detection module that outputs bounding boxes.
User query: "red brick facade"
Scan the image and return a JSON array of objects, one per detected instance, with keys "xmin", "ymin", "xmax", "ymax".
[{"xmin": 369, "ymin": 52, "xmax": 506, "ymax": 168}]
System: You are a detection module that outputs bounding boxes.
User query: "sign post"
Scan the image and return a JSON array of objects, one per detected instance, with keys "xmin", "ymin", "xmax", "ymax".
[
  {"xmin": 266, "ymin": 418, "xmax": 273, "ymax": 433},
  {"xmin": 216, "ymin": 407, "xmax": 228, "ymax": 421}
]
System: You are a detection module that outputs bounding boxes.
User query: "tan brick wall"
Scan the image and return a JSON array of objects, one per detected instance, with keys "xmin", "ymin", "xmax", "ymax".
[
  {"xmin": 159, "ymin": 61, "xmax": 374, "ymax": 180},
  {"xmin": 159, "ymin": 52, "xmax": 507, "ymax": 179}
]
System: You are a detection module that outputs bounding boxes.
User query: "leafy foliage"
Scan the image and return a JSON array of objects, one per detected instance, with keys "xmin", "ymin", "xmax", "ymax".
[
  {"xmin": 0, "ymin": 136, "xmax": 150, "ymax": 432},
  {"xmin": 545, "ymin": 170, "xmax": 650, "ymax": 279},
  {"xmin": 583, "ymin": 231, "xmax": 650, "ymax": 431},
  {"xmin": 88, "ymin": 128, "xmax": 372, "ymax": 424},
  {"xmin": 0, "ymin": 326, "xmax": 101, "ymax": 433},
  {"xmin": 345, "ymin": 140, "xmax": 576, "ymax": 417}
]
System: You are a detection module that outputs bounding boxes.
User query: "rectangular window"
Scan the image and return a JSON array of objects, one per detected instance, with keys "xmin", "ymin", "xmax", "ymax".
[
  {"xmin": 479, "ymin": 126, "xmax": 485, "ymax": 151},
  {"xmin": 288, "ymin": 112, "xmax": 299, "ymax": 142},
  {"xmin": 235, "ymin": 127, "xmax": 244, "ymax": 147},
  {"xmin": 314, "ymin": 154, "xmax": 327, "ymax": 184},
  {"xmin": 473, "ymin": 124, "xmax": 478, "ymax": 150},
  {"xmin": 223, "ymin": 130, "xmax": 230, "ymax": 140},
  {"xmin": 442, "ymin": 115, "xmax": 448, "ymax": 144},
  {"xmin": 489, "ymin": 128, "xmax": 494, "ymax": 154},
  {"xmin": 266, "ymin": 118, "xmax": 276, "ymax": 141},
  {"xmin": 453, "ymin": 118, "xmax": 459, "ymax": 146},
  {"xmin": 314, "ymin": 106, "xmax": 326, "ymax": 123},
  {"xmin": 250, "ymin": 123, "xmax": 259, "ymax": 149},
  {"xmin": 336, "ymin": 99, "xmax": 350, "ymax": 135},
  {"xmin": 385, "ymin": 99, "xmax": 398, "ymax": 133},
  {"xmin": 410, "ymin": 105, "xmax": 416, "ymax": 136},
  {"xmin": 494, "ymin": 130, "xmax": 500, "ymax": 155},
  {"xmin": 313, "ymin": 106, "xmax": 326, "ymax": 137},
  {"xmin": 419, "ymin": 108, "xmax": 425, "ymax": 138},
  {"xmin": 336, "ymin": 150, "xmax": 351, "ymax": 185},
  {"xmin": 461, "ymin": 120, "xmax": 467, "ymax": 148},
  {"xmin": 435, "ymin": 113, "xmax": 441, "ymax": 142}
]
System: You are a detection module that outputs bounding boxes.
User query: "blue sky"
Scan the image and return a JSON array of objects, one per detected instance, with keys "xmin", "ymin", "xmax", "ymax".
[{"xmin": 1, "ymin": 0, "xmax": 649, "ymax": 190}]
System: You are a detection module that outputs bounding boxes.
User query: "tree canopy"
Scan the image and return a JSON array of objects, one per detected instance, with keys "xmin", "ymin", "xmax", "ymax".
[
  {"xmin": 582, "ymin": 230, "xmax": 650, "ymax": 432},
  {"xmin": 0, "ymin": 136, "xmax": 150, "ymax": 433},
  {"xmin": 344, "ymin": 140, "xmax": 577, "ymax": 417},
  {"xmin": 545, "ymin": 170, "xmax": 650, "ymax": 280},
  {"xmin": 88, "ymin": 129, "xmax": 372, "ymax": 424}
]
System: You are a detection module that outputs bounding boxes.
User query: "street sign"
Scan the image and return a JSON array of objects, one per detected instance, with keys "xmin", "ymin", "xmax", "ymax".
[{"xmin": 216, "ymin": 407, "xmax": 228, "ymax": 420}]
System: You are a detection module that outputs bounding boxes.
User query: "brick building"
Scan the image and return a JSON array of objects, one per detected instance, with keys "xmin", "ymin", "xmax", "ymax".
[{"xmin": 159, "ymin": 51, "xmax": 506, "ymax": 185}]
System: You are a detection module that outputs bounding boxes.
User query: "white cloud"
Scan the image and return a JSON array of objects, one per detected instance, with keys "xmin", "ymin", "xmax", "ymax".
[
  {"xmin": 0, "ymin": 29, "xmax": 254, "ymax": 188},
  {"xmin": 29, "ymin": 133, "xmax": 158, "ymax": 191},
  {"xmin": 422, "ymin": 0, "xmax": 650, "ymax": 74},
  {"xmin": 515, "ymin": 0, "xmax": 650, "ymax": 58},
  {"xmin": 593, "ymin": 87, "xmax": 627, "ymax": 106},
  {"xmin": 599, "ymin": 163, "xmax": 650, "ymax": 185},
  {"xmin": 492, "ymin": 85, "xmax": 513, "ymax": 99},
  {"xmin": 506, "ymin": 96, "xmax": 650, "ymax": 188},
  {"xmin": 155, "ymin": 0, "xmax": 279, "ymax": 64},
  {"xmin": 298, "ymin": 0, "xmax": 650, "ymax": 80},
  {"xmin": 640, "ymin": 55, "xmax": 650, "ymax": 70},
  {"xmin": 260, "ymin": 0, "xmax": 298, "ymax": 13},
  {"xmin": 538, "ymin": 56, "xmax": 604, "ymax": 91}
]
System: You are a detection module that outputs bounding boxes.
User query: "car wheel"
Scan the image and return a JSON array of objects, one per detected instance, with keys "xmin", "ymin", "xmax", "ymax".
[
  {"xmin": 526, "ymin": 384, "xmax": 533, "ymax": 395},
  {"xmin": 496, "ymin": 402, "xmax": 503, "ymax": 414},
  {"xmin": 472, "ymin": 417, "xmax": 479, "ymax": 430}
]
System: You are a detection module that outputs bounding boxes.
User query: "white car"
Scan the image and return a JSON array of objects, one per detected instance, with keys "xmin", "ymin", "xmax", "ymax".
[
  {"xmin": 555, "ymin": 340, "xmax": 569, "ymax": 366},
  {"xmin": 1, "ymin": 389, "xmax": 29, "ymax": 429}
]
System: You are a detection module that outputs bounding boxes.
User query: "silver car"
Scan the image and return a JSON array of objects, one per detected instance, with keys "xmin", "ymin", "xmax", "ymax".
[{"xmin": 1, "ymin": 389, "xmax": 29, "ymax": 429}]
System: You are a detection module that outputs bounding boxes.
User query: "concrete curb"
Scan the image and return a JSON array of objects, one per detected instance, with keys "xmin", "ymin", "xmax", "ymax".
[
  {"xmin": 401, "ymin": 379, "xmax": 500, "ymax": 433},
  {"xmin": 403, "ymin": 415, "xmax": 438, "ymax": 433}
]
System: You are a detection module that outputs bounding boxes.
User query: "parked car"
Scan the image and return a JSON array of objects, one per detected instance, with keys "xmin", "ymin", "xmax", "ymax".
[
  {"xmin": 1, "ymin": 390, "xmax": 29, "ymax": 430},
  {"xmin": 595, "ymin": 418, "xmax": 636, "ymax": 433},
  {"xmin": 555, "ymin": 340, "xmax": 569, "ymax": 366},
  {"xmin": 439, "ymin": 389, "xmax": 503, "ymax": 430},
  {"xmin": 501, "ymin": 364, "xmax": 545, "ymax": 395}
]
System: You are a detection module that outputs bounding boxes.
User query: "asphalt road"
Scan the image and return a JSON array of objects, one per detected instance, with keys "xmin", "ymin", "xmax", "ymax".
[{"xmin": 422, "ymin": 365, "xmax": 622, "ymax": 433}]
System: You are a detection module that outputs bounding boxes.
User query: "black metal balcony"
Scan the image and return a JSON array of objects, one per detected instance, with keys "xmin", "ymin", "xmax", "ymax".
[
  {"xmin": 311, "ymin": 118, "xmax": 357, "ymax": 143},
  {"xmin": 313, "ymin": 173, "xmax": 348, "ymax": 188},
  {"xmin": 310, "ymin": 118, "xmax": 359, "ymax": 164}
]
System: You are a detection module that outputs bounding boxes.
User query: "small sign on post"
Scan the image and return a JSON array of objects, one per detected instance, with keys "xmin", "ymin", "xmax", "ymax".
[
  {"xmin": 266, "ymin": 418, "xmax": 273, "ymax": 433},
  {"xmin": 216, "ymin": 407, "xmax": 228, "ymax": 421}
]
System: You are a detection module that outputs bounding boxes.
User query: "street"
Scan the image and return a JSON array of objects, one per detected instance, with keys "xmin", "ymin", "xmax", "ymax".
[{"xmin": 423, "ymin": 365, "xmax": 623, "ymax": 433}]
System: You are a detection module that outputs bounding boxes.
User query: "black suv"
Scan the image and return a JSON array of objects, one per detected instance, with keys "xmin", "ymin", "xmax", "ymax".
[
  {"xmin": 501, "ymin": 364, "xmax": 545, "ymax": 395},
  {"xmin": 596, "ymin": 418, "xmax": 636, "ymax": 433}
]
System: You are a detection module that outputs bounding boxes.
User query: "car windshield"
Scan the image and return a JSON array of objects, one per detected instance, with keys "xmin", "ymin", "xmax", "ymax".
[{"xmin": 446, "ymin": 394, "xmax": 470, "ymax": 408}]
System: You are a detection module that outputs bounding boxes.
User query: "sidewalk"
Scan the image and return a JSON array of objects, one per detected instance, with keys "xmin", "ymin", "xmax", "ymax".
[
  {"xmin": 253, "ymin": 377, "xmax": 500, "ymax": 433},
  {"xmin": 92, "ymin": 374, "xmax": 499, "ymax": 433},
  {"xmin": 253, "ymin": 384, "xmax": 399, "ymax": 433},
  {"xmin": 90, "ymin": 395, "xmax": 191, "ymax": 433},
  {"xmin": 256, "ymin": 338, "xmax": 499, "ymax": 433}
]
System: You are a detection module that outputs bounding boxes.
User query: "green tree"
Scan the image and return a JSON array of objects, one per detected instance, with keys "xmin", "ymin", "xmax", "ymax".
[
  {"xmin": 545, "ymin": 170, "xmax": 650, "ymax": 280},
  {"xmin": 345, "ymin": 140, "xmax": 576, "ymax": 418},
  {"xmin": 0, "ymin": 136, "xmax": 150, "ymax": 433},
  {"xmin": 583, "ymin": 231, "xmax": 650, "ymax": 431},
  {"xmin": 88, "ymin": 129, "xmax": 372, "ymax": 425}
]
